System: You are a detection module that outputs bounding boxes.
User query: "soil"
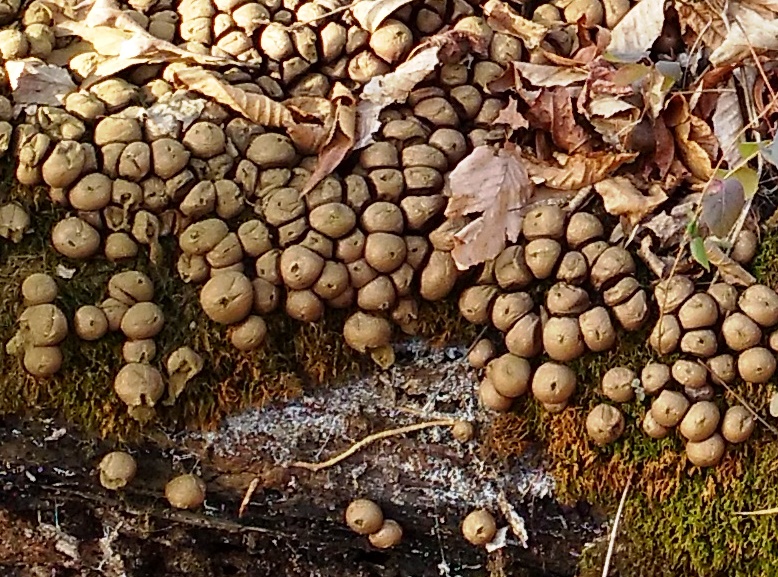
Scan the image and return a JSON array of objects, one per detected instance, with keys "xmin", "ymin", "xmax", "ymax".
[{"xmin": 0, "ymin": 342, "xmax": 604, "ymax": 577}]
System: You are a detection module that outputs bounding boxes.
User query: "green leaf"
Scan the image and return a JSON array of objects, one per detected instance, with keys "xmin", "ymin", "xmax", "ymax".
[
  {"xmin": 738, "ymin": 141, "xmax": 763, "ymax": 160},
  {"xmin": 690, "ymin": 236, "xmax": 710, "ymax": 271},
  {"xmin": 716, "ymin": 166, "xmax": 759, "ymax": 199}
]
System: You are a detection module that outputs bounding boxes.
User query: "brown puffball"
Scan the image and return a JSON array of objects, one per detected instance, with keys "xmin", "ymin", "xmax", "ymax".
[
  {"xmin": 462, "ymin": 509, "xmax": 497, "ymax": 546},
  {"xmin": 586, "ymin": 404, "xmax": 624, "ymax": 446},
  {"xmin": 120, "ymin": 302, "xmax": 165, "ymax": 340},
  {"xmin": 566, "ymin": 212, "xmax": 603, "ymax": 248},
  {"xmin": 452, "ymin": 420, "xmax": 475, "ymax": 442},
  {"xmin": 654, "ymin": 275, "xmax": 695, "ymax": 314},
  {"xmin": 707, "ymin": 282, "xmax": 738, "ymax": 314},
  {"xmin": 51, "ymin": 217, "xmax": 101, "ymax": 259},
  {"xmin": 677, "ymin": 293, "xmax": 718, "ymax": 329},
  {"xmin": 19, "ymin": 304, "xmax": 68, "ymax": 346},
  {"xmin": 21, "ymin": 273, "xmax": 58, "ymax": 305},
  {"xmin": 649, "ymin": 314, "xmax": 681, "ymax": 355},
  {"xmin": 522, "ymin": 204, "xmax": 565, "ymax": 240},
  {"xmin": 524, "ymin": 238, "xmax": 562, "ymax": 279},
  {"xmin": 601, "ymin": 367, "xmax": 635, "ymax": 403},
  {"xmin": 486, "ymin": 353, "xmax": 531, "ymax": 398},
  {"xmin": 74, "ymin": 305, "xmax": 108, "ymax": 341},
  {"xmin": 641, "ymin": 362, "xmax": 671, "ymax": 395},
  {"xmin": 737, "ymin": 347, "xmax": 776, "ymax": 383},
  {"xmin": 642, "ymin": 411, "xmax": 669, "ymax": 439},
  {"xmin": 739, "ymin": 284, "xmax": 778, "ymax": 327},
  {"xmin": 23, "ymin": 346, "xmax": 62, "ymax": 377},
  {"xmin": 578, "ymin": 306, "xmax": 616, "ymax": 352},
  {"xmin": 651, "ymin": 390, "xmax": 689, "ymax": 427},
  {"xmin": 679, "ymin": 401, "xmax": 720, "ymax": 442},
  {"xmin": 721, "ymin": 405, "xmax": 755, "ymax": 443},
  {"xmin": 531, "ymin": 362, "xmax": 576, "ymax": 404},
  {"xmin": 165, "ymin": 473, "xmax": 206, "ymax": 509},
  {"xmin": 199, "ymin": 271, "xmax": 253, "ymax": 324},
  {"xmin": 468, "ymin": 338, "xmax": 495, "ymax": 369},
  {"xmin": 722, "ymin": 312, "xmax": 762, "ymax": 351},
  {"xmin": 459, "ymin": 285, "xmax": 499, "ymax": 325},
  {"xmin": 369, "ymin": 19, "xmax": 412, "ymax": 64},
  {"xmin": 280, "ymin": 245, "xmax": 325, "ymax": 289},
  {"xmin": 99, "ymin": 451, "xmax": 137, "ymax": 490},
  {"xmin": 343, "ymin": 311, "xmax": 392, "ymax": 352},
  {"xmin": 229, "ymin": 315, "xmax": 267, "ymax": 352},
  {"xmin": 685, "ymin": 433, "xmax": 726, "ymax": 467},
  {"xmin": 369, "ymin": 519, "xmax": 403, "ymax": 549},
  {"xmin": 479, "ymin": 377, "xmax": 513, "ymax": 411},
  {"xmin": 731, "ymin": 229, "xmax": 758, "ymax": 264},
  {"xmin": 542, "ymin": 316, "xmax": 585, "ymax": 361},
  {"xmin": 671, "ymin": 359, "xmax": 707, "ymax": 389},
  {"xmin": 345, "ymin": 498, "xmax": 383, "ymax": 535},
  {"xmin": 708, "ymin": 354, "xmax": 736, "ymax": 384},
  {"xmin": 286, "ymin": 290, "xmax": 324, "ymax": 322}
]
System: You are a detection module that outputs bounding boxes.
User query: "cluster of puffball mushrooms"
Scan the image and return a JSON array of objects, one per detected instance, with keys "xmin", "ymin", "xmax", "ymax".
[{"xmin": 98, "ymin": 450, "xmax": 207, "ymax": 510}]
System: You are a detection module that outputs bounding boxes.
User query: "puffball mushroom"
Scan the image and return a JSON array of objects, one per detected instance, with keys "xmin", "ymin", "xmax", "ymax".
[
  {"xmin": 108, "ymin": 270, "xmax": 154, "ymax": 305},
  {"xmin": 578, "ymin": 306, "xmax": 616, "ymax": 352},
  {"xmin": 123, "ymin": 339, "xmax": 156, "ymax": 363},
  {"xmin": 707, "ymin": 282, "xmax": 738, "ymax": 314},
  {"xmin": 642, "ymin": 411, "xmax": 669, "ymax": 439},
  {"xmin": 229, "ymin": 315, "xmax": 267, "ymax": 352},
  {"xmin": 74, "ymin": 305, "xmax": 109, "ymax": 341},
  {"xmin": 654, "ymin": 275, "xmax": 695, "ymax": 314},
  {"xmin": 679, "ymin": 401, "xmax": 720, "ymax": 442},
  {"xmin": 708, "ymin": 354, "xmax": 736, "ymax": 384},
  {"xmin": 479, "ymin": 377, "xmax": 513, "ymax": 411},
  {"xmin": 739, "ymin": 284, "xmax": 778, "ymax": 327},
  {"xmin": 677, "ymin": 293, "xmax": 718, "ymax": 329},
  {"xmin": 461, "ymin": 509, "xmax": 497, "ymax": 546},
  {"xmin": 120, "ymin": 302, "xmax": 165, "ymax": 340},
  {"xmin": 21, "ymin": 273, "xmax": 57, "ymax": 305},
  {"xmin": 671, "ymin": 360, "xmax": 707, "ymax": 389},
  {"xmin": 114, "ymin": 362, "xmax": 164, "ymax": 419},
  {"xmin": 651, "ymin": 390, "xmax": 689, "ymax": 427},
  {"xmin": 524, "ymin": 238, "xmax": 562, "ymax": 279},
  {"xmin": 542, "ymin": 316, "xmax": 585, "ymax": 362},
  {"xmin": 601, "ymin": 367, "xmax": 635, "ymax": 403},
  {"xmin": 452, "ymin": 420, "xmax": 475, "ymax": 442},
  {"xmin": 165, "ymin": 473, "xmax": 207, "ymax": 509},
  {"xmin": 721, "ymin": 313, "xmax": 762, "ymax": 351},
  {"xmin": 486, "ymin": 353, "xmax": 531, "ymax": 398},
  {"xmin": 165, "ymin": 346, "xmax": 204, "ymax": 405},
  {"xmin": 345, "ymin": 498, "xmax": 383, "ymax": 535},
  {"xmin": 369, "ymin": 519, "xmax": 403, "ymax": 549},
  {"xmin": 522, "ymin": 204, "xmax": 565, "ymax": 240},
  {"xmin": 343, "ymin": 312, "xmax": 392, "ymax": 352},
  {"xmin": 721, "ymin": 405, "xmax": 755, "ymax": 443},
  {"xmin": 51, "ymin": 217, "xmax": 100, "ymax": 259},
  {"xmin": 649, "ymin": 314, "xmax": 681, "ymax": 355},
  {"xmin": 23, "ymin": 346, "xmax": 62, "ymax": 377},
  {"xmin": 737, "ymin": 347, "xmax": 776, "ymax": 383},
  {"xmin": 589, "ymin": 247, "xmax": 635, "ymax": 290},
  {"xmin": 199, "ymin": 271, "xmax": 254, "ymax": 324},
  {"xmin": 586, "ymin": 403, "xmax": 625, "ymax": 446},
  {"xmin": 19, "ymin": 304, "xmax": 68, "ymax": 346},
  {"xmin": 641, "ymin": 362, "xmax": 671, "ymax": 395},
  {"xmin": 531, "ymin": 362, "xmax": 576, "ymax": 405},
  {"xmin": 280, "ymin": 245, "xmax": 325, "ymax": 289},
  {"xmin": 467, "ymin": 338, "xmax": 495, "ymax": 369},
  {"xmin": 98, "ymin": 451, "xmax": 137, "ymax": 490},
  {"xmin": 685, "ymin": 433, "xmax": 726, "ymax": 467}
]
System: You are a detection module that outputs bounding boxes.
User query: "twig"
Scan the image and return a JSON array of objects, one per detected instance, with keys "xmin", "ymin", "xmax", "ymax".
[
  {"xmin": 291, "ymin": 419, "xmax": 457, "ymax": 472},
  {"xmin": 735, "ymin": 506, "xmax": 778, "ymax": 516},
  {"xmin": 601, "ymin": 475, "xmax": 632, "ymax": 577},
  {"xmin": 238, "ymin": 477, "xmax": 260, "ymax": 518}
]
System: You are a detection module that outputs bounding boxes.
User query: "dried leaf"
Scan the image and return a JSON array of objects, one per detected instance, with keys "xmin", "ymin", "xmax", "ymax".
[
  {"xmin": 526, "ymin": 151, "xmax": 638, "ymax": 190},
  {"xmin": 445, "ymin": 145, "xmax": 533, "ymax": 269},
  {"xmin": 527, "ymin": 87, "xmax": 590, "ymax": 153},
  {"xmin": 593, "ymin": 177, "xmax": 668, "ymax": 226},
  {"xmin": 717, "ymin": 166, "xmax": 758, "ymax": 199},
  {"xmin": 643, "ymin": 210, "xmax": 687, "ymax": 245},
  {"xmin": 606, "ymin": 0, "xmax": 666, "ymax": 62},
  {"xmin": 483, "ymin": 0, "xmax": 549, "ymax": 50},
  {"xmin": 513, "ymin": 62, "xmax": 589, "ymax": 87},
  {"xmin": 675, "ymin": 0, "xmax": 728, "ymax": 51},
  {"xmin": 302, "ymin": 84, "xmax": 356, "ymax": 195},
  {"xmin": 674, "ymin": 118, "xmax": 714, "ymax": 180},
  {"xmin": 355, "ymin": 30, "xmax": 481, "ymax": 148},
  {"xmin": 700, "ymin": 178, "xmax": 745, "ymax": 237},
  {"xmin": 710, "ymin": 4, "xmax": 778, "ymax": 65},
  {"xmin": 690, "ymin": 235, "xmax": 710, "ymax": 271},
  {"xmin": 170, "ymin": 66, "xmax": 293, "ymax": 127},
  {"xmin": 712, "ymin": 79, "xmax": 745, "ymax": 169},
  {"xmin": 352, "ymin": 0, "xmax": 416, "ymax": 32},
  {"xmin": 770, "ymin": 392, "xmax": 778, "ymax": 418},
  {"xmin": 494, "ymin": 97, "xmax": 529, "ymax": 131},
  {"xmin": 5, "ymin": 59, "xmax": 76, "ymax": 106},
  {"xmin": 703, "ymin": 237, "xmax": 756, "ymax": 285},
  {"xmin": 653, "ymin": 115, "xmax": 676, "ymax": 177}
]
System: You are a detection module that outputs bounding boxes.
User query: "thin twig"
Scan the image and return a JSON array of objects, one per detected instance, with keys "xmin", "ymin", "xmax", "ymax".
[
  {"xmin": 735, "ymin": 506, "xmax": 778, "ymax": 516},
  {"xmin": 291, "ymin": 419, "xmax": 457, "ymax": 472},
  {"xmin": 601, "ymin": 475, "xmax": 632, "ymax": 577},
  {"xmin": 238, "ymin": 477, "xmax": 260, "ymax": 518}
]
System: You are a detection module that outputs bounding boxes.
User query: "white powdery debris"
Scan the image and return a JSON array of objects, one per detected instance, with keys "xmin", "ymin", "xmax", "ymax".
[{"xmin": 196, "ymin": 339, "xmax": 555, "ymax": 510}]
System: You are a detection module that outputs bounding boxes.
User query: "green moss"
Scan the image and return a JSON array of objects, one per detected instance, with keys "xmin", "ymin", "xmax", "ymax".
[{"xmin": 751, "ymin": 227, "xmax": 778, "ymax": 288}]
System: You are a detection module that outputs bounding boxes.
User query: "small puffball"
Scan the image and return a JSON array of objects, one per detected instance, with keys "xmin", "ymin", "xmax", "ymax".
[
  {"xmin": 345, "ymin": 498, "xmax": 383, "ymax": 535},
  {"xmin": 461, "ymin": 509, "xmax": 496, "ymax": 546},
  {"xmin": 74, "ymin": 305, "xmax": 109, "ymax": 341},
  {"xmin": 586, "ymin": 403, "xmax": 624, "ymax": 445},
  {"xmin": 369, "ymin": 519, "xmax": 403, "ymax": 549},
  {"xmin": 99, "ymin": 451, "xmax": 137, "ymax": 490},
  {"xmin": 21, "ymin": 273, "xmax": 57, "ymax": 305},
  {"xmin": 165, "ymin": 473, "xmax": 206, "ymax": 509}
]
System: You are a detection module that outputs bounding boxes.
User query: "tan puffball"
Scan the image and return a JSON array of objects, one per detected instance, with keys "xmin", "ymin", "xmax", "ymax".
[
  {"xmin": 522, "ymin": 204, "xmax": 565, "ymax": 240},
  {"xmin": 467, "ymin": 338, "xmax": 495, "ymax": 369},
  {"xmin": 654, "ymin": 275, "xmax": 694, "ymax": 314},
  {"xmin": 739, "ymin": 284, "xmax": 778, "ymax": 327},
  {"xmin": 280, "ymin": 245, "xmax": 325, "ymax": 289},
  {"xmin": 486, "ymin": 353, "xmax": 531, "ymax": 398},
  {"xmin": 649, "ymin": 314, "xmax": 681, "ymax": 355},
  {"xmin": 641, "ymin": 362, "xmax": 671, "ymax": 395},
  {"xmin": 679, "ymin": 401, "xmax": 720, "ymax": 442},
  {"xmin": 229, "ymin": 315, "xmax": 267, "ymax": 352},
  {"xmin": 738, "ymin": 347, "xmax": 776, "ymax": 383},
  {"xmin": 19, "ymin": 304, "xmax": 68, "ymax": 346},
  {"xmin": 721, "ymin": 405, "xmax": 755, "ymax": 443},
  {"xmin": 343, "ymin": 312, "xmax": 392, "ymax": 352},
  {"xmin": 452, "ymin": 420, "xmax": 475, "ymax": 442},
  {"xmin": 685, "ymin": 433, "xmax": 726, "ymax": 467},
  {"xmin": 51, "ymin": 217, "xmax": 101, "ymax": 259},
  {"xmin": 721, "ymin": 312, "xmax": 762, "ymax": 351},
  {"xmin": 708, "ymin": 354, "xmax": 736, "ymax": 385},
  {"xmin": 123, "ymin": 339, "xmax": 156, "ymax": 363},
  {"xmin": 586, "ymin": 403, "xmax": 625, "ymax": 446},
  {"xmin": 99, "ymin": 451, "xmax": 137, "ymax": 490},
  {"xmin": 345, "ymin": 498, "xmax": 383, "ymax": 535},
  {"xmin": 199, "ymin": 271, "xmax": 253, "ymax": 324},
  {"xmin": 479, "ymin": 377, "xmax": 513, "ymax": 412},
  {"xmin": 601, "ymin": 367, "xmax": 635, "ymax": 403},
  {"xmin": 524, "ymin": 238, "xmax": 562, "ymax": 279},
  {"xmin": 578, "ymin": 306, "xmax": 616, "ymax": 352},
  {"xmin": 566, "ymin": 212, "xmax": 603, "ymax": 248},
  {"xmin": 542, "ymin": 316, "xmax": 585, "ymax": 361},
  {"xmin": 369, "ymin": 519, "xmax": 403, "ymax": 549},
  {"xmin": 23, "ymin": 346, "xmax": 62, "ymax": 378},
  {"xmin": 165, "ymin": 473, "xmax": 207, "ymax": 509},
  {"xmin": 74, "ymin": 305, "xmax": 108, "ymax": 341},
  {"xmin": 286, "ymin": 290, "xmax": 324, "ymax": 322},
  {"xmin": 21, "ymin": 273, "xmax": 57, "ymax": 305},
  {"xmin": 731, "ymin": 229, "xmax": 758, "ymax": 264},
  {"xmin": 369, "ymin": 19, "xmax": 413, "ymax": 64},
  {"xmin": 642, "ymin": 411, "xmax": 669, "ymax": 439},
  {"xmin": 108, "ymin": 270, "xmax": 155, "ymax": 305},
  {"xmin": 120, "ymin": 302, "xmax": 165, "ymax": 340},
  {"xmin": 531, "ymin": 362, "xmax": 576, "ymax": 404},
  {"xmin": 671, "ymin": 359, "xmax": 707, "ymax": 389},
  {"xmin": 651, "ymin": 390, "xmax": 689, "ymax": 427},
  {"xmin": 462, "ymin": 509, "xmax": 496, "ymax": 546},
  {"xmin": 677, "ymin": 293, "xmax": 718, "ymax": 329}
]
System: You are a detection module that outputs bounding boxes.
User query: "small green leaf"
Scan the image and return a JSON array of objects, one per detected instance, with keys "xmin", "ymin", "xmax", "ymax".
[
  {"xmin": 739, "ymin": 141, "xmax": 763, "ymax": 160},
  {"xmin": 717, "ymin": 166, "xmax": 759, "ymax": 199},
  {"xmin": 690, "ymin": 236, "xmax": 710, "ymax": 271},
  {"xmin": 686, "ymin": 217, "xmax": 698, "ymax": 236}
]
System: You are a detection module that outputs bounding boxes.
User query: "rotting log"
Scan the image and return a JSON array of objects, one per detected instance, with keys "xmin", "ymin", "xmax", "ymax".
[{"xmin": 0, "ymin": 342, "xmax": 604, "ymax": 577}]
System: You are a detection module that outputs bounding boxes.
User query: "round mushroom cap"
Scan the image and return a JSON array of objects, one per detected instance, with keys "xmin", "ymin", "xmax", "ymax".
[
  {"xmin": 165, "ymin": 473, "xmax": 207, "ymax": 509},
  {"xmin": 343, "ymin": 312, "xmax": 392, "ymax": 352},
  {"xmin": 578, "ymin": 306, "xmax": 616, "ymax": 352},
  {"xmin": 451, "ymin": 420, "xmax": 475, "ymax": 442},
  {"xmin": 21, "ymin": 273, "xmax": 57, "ymax": 305},
  {"xmin": 369, "ymin": 519, "xmax": 403, "ymax": 549},
  {"xmin": 601, "ymin": 367, "xmax": 635, "ymax": 403},
  {"xmin": 74, "ymin": 305, "xmax": 109, "ymax": 341},
  {"xmin": 479, "ymin": 377, "xmax": 513, "ymax": 411},
  {"xmin": 308, "ymin": 202, "xmax": 356, "ymax": 239},
  {"xmin": 678, "ymin": 293, "xmax": 718, "ymax": 329},
  {"xmin": 641, "ymin": 362, "xmax": 671, "ymax": 395},
  {"xmin": 708, "ymin": 354, "xmax": 736, "ymax": 385},
  {"xmin": 461, "ymin": 509, "xmax": 496, "ymax": 546},
  {"xmin": 707, "ymin": 282, "xmax": 738, "ymax": 314},
  {"xmin": 731, "ymin": 229, "xmax": 758, "ymax": 264},
  {"xmin": 589, "ymin": 247, "xmax": 635, "ymax": 289},
  {"xmin": 722, "ymin": 312, "xmax": 762, "ymax": 351},
  {"xmin": 522, "ymin": 204, "xmax": 565, "ymax": 240},
  {"xmin": 99, "ymin": 451, "xmax": 137, "ymax": 490},
  {"xmin": 229, "ymin": 315, "xmax": 267, "ymax": 351},
  {"xmin": 280, "ymin": 245, "xmax": 325, "ymax": 289},
  {"xmin": 122, "ymin": 339, "xmax": 156, "ymax": 363},
  {"xmin": 642, "ymin": 410, "xmax": 669, "ymax": 439},
  {"xmin": 505, "ymin": 314, "xmax": 543, "ymax": 360},
  {"xmin": 104, "ymin": 232, "xmax": 139, "ymax": 262},
  {"xmin": 586, "ymin": 403, "xmax": 625, "ymax": 446},
  {"xmin": 685, "ymin": 433, "xmax": 725, "ymax": 467},
  {"xmin": 345, "ymin": 498, "xmax": 383, "ymax": 535},
  {"xmin": 51, "ymin": 217, "xmax": 100, "ymax": 259},
  {"xmin": 648, "ymin": 314, "xmax": 681, "ymax": 355},
  {"xmin": 200, "ymin": 271, "xmax": 254, "ymax": 324},
  {"xmin": 108, "ymin": 270, "xmax": 154, "ymax": 305},
  {"xmin": 739, "ymin": 284, "xmax": 778, "ymax": 327},
  {"xmin": 486, "ymin": 353, "xmax": 531, "ymax": 398},
  {"xmin": 285, "ymin": 289, "xmax": 324, "ymax": 322},
  {"xmin": 467, "ymin": 338, "xmax": 495, "ymax": 369},
  {"xmin": 679, "ymin": 401, "xmax": 720, "ymax": 442},
  {"xmin": 531, "ymin": 362, "xmax": 576, "ymax": 404},
  {"xmin": 524, "ymin": 238, "xmax": 562, "ymax": 279},
  {"xmin": 113, "ymin": 362, "xmax": 164, "ymax": 408},
  {"xmin": 364, "ymin": 232, "xmax": 407, "ymax": 273},
  {"xmin": 23, "ymin": 345, "xmax": 62, "ymax": 377},
  {"xmin": 737, "ymin": 347, "xmax": 776, "ymax": 383},
  {"xmin": 651, "ymin": 390, "xmax": 689, "ymax": 427},
  {"xmin": 654, "ymin": 275, "xmax": 694, "ymax": 314},
  {"xmin": 19, "ymin": 304, "xmax": 68, "ymax": 346},
  {"xmin": 721, "ymin": 405, "xmax": 755, "ymax": 443},
  {"xmin": 542, "ymin": 316, "xmax": 585, "ymax": 361},
  {"xmin": 180, "ymin": 219, "xmax": 230, "ymax": 255},
  {"xmin": 183, "ymin": 121, "xmax": 226, "ymax": 158},
  {"xmin": 566, "ymin": 212, "xmax": 604, "ymax": 248},
  {"xmin": 671, "ymin": 359, "xmax": 707, "ymax": 389}
]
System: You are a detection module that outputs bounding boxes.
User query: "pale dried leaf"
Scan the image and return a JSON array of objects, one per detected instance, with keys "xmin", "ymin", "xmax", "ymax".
[
  {"xmin": 703, "ymin": 237, "xmax": 756, "ymax": 286},
  {"xmin": 526, "ymin": 151, "xmax": 638, "ymax": 190},
  {"xmin": 171, "ymin": 66, "xmax": 293, "ymax": 127},
  {"xmin": 514, "ymin": 62, "xmax": 588, "ymax": 87},
  {"xmin": 643, "ymin": 211, "xmax": 687, "ymax": 245},
  {"xmin": 700, "ymin": 178, "xmax": 745, "ymax": 237},
  {"xmin": 593, "ymin": 177, "xmax": 668, "ymax": 226},
  {"xmin": 606, "ymin": 0, "xmax": 666, "ymax": 61},
  {"xmin": 494, "ymin": 97, "xmax": 529, "ymax": 130},
  {"xmin": 483, "ymin": 0, "xmax": 549, "ymax": 50},
  {"xmin": 585, "ymin": 95, "xmax": 636, "ymax": 118},
  {"xmin": 146, "ymin": 90, "xmax": 207, "ymax": 132},
  {"xmin": 713, "ymin": 78, "xmax": 745, "ymax": 168},
  {"xmin": 675, "ymin": 0, "xmax": 728, "ymax": 50},
  {"xmin": 446, "ymin": 145, "xmax": 533, "ymax": 269},
  {"xmin": 674, "ymin": 119, "xmax": 714, "ymax": 180},
  {"xmin": 352, "ymin": 0, "xmax": 416, "ymax": 32},
  {"xmin": 5, "ymin": 59, "xmax": 76, "ymax": 105},
  {"xmin": 710, "ymin": 4, "xmax": 778, "ymax": 65},
  {"xmin": 771, "ymin": 392, "xmax": 778, "ymax": 418}
]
